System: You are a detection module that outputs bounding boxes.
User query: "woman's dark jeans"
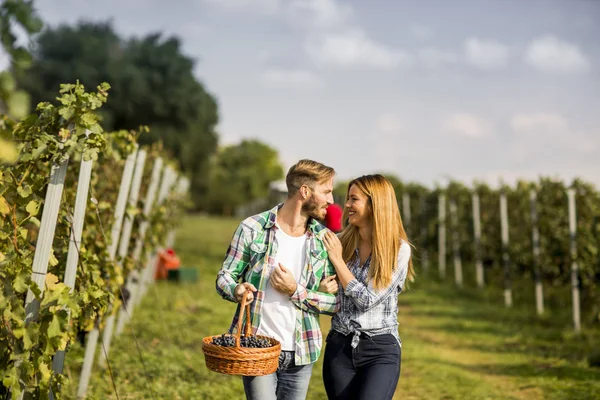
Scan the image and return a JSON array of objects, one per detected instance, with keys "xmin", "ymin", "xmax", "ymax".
[{"xmin": 322, "ymin": 331, "xmax": 401, "ymax": 400}]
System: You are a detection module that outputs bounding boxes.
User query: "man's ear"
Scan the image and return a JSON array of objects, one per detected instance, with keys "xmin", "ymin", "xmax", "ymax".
[{"xmin": 301, "ymin": 185, "xmax": 310, "ymax": 200}]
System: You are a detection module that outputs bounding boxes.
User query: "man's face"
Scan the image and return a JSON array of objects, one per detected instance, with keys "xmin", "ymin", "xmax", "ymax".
[{"xmin": 302, "ymin": 178, "xmax": 334, "ymax": 220}]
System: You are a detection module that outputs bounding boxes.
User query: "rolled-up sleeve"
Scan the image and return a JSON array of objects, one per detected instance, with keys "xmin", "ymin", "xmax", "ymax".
[
  {"xmin": 216, "ymin": 223, "xmax": 251, "ymax": 302},
  {"xmin": 290, "ymin": 258, "xmax": 340, "ymax": 315}
]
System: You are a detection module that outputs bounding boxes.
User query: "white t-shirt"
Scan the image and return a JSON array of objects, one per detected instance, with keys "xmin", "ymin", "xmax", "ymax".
[{"xmin": 256, "ymin": 225, "xmax": 307, "ymax": 351}]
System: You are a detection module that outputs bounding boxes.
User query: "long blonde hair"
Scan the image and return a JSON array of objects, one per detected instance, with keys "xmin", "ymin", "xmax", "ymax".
[{"xmin": 338, "ymin": 174, "xmax": 415, "ymax": 290}]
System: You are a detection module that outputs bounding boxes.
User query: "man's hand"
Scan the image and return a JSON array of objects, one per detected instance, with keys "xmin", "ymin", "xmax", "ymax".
[
  {"xmin": 318, "ymin": 274, "xmax": 338, "ymax": 294},
  {"xmin": 235, "ymin": 282, "xmax": 257, "ymax": 303},
  {"xmin": 270, "ymin": 263, "xmax": 298, "ymax": 296}
]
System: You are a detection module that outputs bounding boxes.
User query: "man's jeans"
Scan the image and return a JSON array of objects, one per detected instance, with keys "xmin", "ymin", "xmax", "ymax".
[
  {"xmin": 242, "ymin": 351, "xmax": 313, "ymax": 400},
  {"xmin": 322, "ymin": 331, "xmax": 401, "ymax": 400}
]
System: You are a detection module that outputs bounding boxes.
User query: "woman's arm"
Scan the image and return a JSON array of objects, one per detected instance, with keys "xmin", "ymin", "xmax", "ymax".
[
  {"xmin": 343, "ymin": 243, "xmax": 410, "ymax": 312},
  {"xmin": 323, "ymin": 230, "xmax": 411, "ymax": 312}
]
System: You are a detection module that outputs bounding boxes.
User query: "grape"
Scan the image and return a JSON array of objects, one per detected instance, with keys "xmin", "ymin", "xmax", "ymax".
[{"xmin": 212, "ymin": 333, "xmax": 273, "ymax": 348}]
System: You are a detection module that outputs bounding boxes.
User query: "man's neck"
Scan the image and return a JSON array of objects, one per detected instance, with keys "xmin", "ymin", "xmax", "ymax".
[{"xmin": 276, "ymin": 200, "xmax": 310, "ymax": 237}]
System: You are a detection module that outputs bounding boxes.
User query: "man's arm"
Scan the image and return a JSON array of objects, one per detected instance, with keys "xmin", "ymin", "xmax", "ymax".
[
  {"xmin": 216, "ymin": 223, "xmax": 251, "ymax": 303},
  {"xmin": 290, "ymin": 258, "xmax": 340, "ymax": 315}
]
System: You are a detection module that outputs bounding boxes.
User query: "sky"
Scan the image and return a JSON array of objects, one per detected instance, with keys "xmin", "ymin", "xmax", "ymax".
[{"xmin": 4, "ymin": 0, "xmax": 600, "ymax": 188}]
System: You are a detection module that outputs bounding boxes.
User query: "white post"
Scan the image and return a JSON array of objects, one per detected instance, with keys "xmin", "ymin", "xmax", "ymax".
[
  {"xmin": 107, "ymin": 146, "xmax": 139, "ymax": 260},
  {"xmin": 19, "ymin": 157, "xmax": 69, "ymax": 400},
  {"xmin": 567, "ymin": 188, "xmax": 581, "ymax": 333},
  {"xmin": 438, "ymin": 194, "xmax": 446, "ymax": 279},
  {"xmin": 530, "ymin": 191, "xmax": 544, "ymax": 315},
  {"xmin": 472, "ymin": 192, "xmax": 484, "ymax": 288},
  {"xmin": 500, "ymin": 192, "xmax": 512, "ymax": 307},
  {"xmin": 419, "ymin": 196, "xmax": 429, "ymax": 275},
  {"xmin": 52, "ymin": 131, "xmax": 94, "ymax": 375},
  {"xmin": 100, "ymin": 148, "xmax": 144, "ymax": 364},
  {"xmin": 450, "ymin": 200, "xmax": 463, "ymax": 288},
  {"xmin": 115, "ymin": 150, "xmax": 147, "ymax": 336},
  {"xmin": 129, "ymin": 158, "xmax": 163, "ymax": 311},
  {"xmin": 139, "ymin": 166, "xmax": 175, "ymax": 299},
  {"xmin": 76, "ymin": 326, "xmax": 100, "ymax": 399},
  {"xmin": 402, "ymin": 192, "xmax": 411, "ymax": 235},
  {"xmin": 77, "ymin": 147, "xmax": 138, "ymax": 398},
  {"xmin": 24, "ymin": 157, "xmax": 70, "ymax": 323}
]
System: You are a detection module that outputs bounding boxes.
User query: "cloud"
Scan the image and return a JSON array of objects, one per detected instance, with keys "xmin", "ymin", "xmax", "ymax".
[
  {"xmin": 203, "ymin": 0, "xmax": 403, "ymax": 72},
  {"xmin": 418, "ymin": 48, "xmax": 459, "ymax": 68},
  {"xmin": 306, "ymin": 29, "xmax": 411, "ymax": 70},
  {"xmin": 410, "ymin": 24, "xmax": 434, "ymax": 40},
  {"xmin": 510, "ymin": 112, "xmax": 569, "ymax": 132},
  {"xmin": 524, "ymin": 36, "xmax": 590, "ymax": 74},
  {"xmin": 509, "ymin": 113, "xmax": 598, "ymax": 158},
  {"xmin": 443, "ymin": 113, "xmax": 492, "ymax": 138},
  {"xmin": 288, "ymin": 0, "xmax": 352, "ymax": 29},
  {"xmin": 465, "ymin": 38, "xmax": 509, "ymax": 70},
  {"xmin": 261, "ymin": 67, "xmax": 319, "ymax": 85},
  {"xmin": 201, "ymin": 0, "xmax": 280, "ymax": 14}
]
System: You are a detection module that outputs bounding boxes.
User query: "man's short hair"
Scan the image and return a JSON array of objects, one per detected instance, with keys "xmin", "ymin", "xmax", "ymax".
[{"xmin": 286, "ymin": 159, "xmax": 335, "ymax": 196}]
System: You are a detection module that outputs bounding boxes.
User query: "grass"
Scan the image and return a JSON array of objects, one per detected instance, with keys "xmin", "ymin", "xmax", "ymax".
[{"xmin": 62, "ymin": 215, "xmax": 600, "ymax": 399}]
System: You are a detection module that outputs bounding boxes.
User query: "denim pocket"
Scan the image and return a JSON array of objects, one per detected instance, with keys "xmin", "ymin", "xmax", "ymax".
[{"xmin": 366, "ymin": 333, "xmax": 398, "ymax": 347}]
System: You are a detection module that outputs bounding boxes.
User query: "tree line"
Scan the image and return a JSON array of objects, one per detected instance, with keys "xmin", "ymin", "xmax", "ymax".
[{"xmin": 1, "ymin": 1, "xmax": 284, "ymax": 215}]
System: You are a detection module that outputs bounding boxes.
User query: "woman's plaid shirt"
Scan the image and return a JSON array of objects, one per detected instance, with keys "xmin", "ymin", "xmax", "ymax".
[
  {"xmin": 216, "ymin": 204, "xmax": 338, "ymax": 366},
  {"xmin": 330, "ymin": 241, "xmax": 411, "ymax": 347}
]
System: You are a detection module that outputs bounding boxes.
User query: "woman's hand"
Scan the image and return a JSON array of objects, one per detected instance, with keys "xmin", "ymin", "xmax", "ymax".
[
  {"xmin": 318, "ymin": 274, "xmax": 338, "ymax": 294},
  {"xmin": 324, "ymin": 231, "xmax": 343, "ymax": 264}
]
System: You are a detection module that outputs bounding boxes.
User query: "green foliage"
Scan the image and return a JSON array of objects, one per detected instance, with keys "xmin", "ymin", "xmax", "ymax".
[
  {"xmin": 0, "ymin": 0, "xmax": 44, "ymax": 160},
  {"xmin": 17, "ymin": 21, "xmax": 219, "ymax": 209},
  {"xmin": 0, "ymin": 81, "xmax": 188, "ymax": 397},
  {"xmin": 0, "ymin": 0, "xmax": 43, "ymax": 71},
  {"xmin": 62, "ymin": 215, "xmax": 600, "ymax": 399},
  {"xmin": 336, "ymin": 171, "xmax": 600, "ymax": 324},
  {"xmin": 206, "ymin": 139, "xmax": 284, "ymax": 216},
  {"xmin": 0, "ymin": 82, "xmax": 110, "ymax": 397}
]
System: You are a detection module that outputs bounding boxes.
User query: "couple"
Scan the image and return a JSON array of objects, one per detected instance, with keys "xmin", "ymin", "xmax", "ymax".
[{"xmin": 215, "ymin": 159, "xmax": 415, "ymax": 400}]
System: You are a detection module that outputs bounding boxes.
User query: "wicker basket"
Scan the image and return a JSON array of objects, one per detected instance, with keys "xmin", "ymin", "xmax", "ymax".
[{"xmin": 202, "ymin": 292, "xmax": 281, "ymax": 376}]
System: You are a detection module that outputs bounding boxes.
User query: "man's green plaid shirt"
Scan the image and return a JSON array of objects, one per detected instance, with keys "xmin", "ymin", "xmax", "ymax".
[{"xmin": 216, "ymin": 204, "xmax": 339, "ymax": 366}]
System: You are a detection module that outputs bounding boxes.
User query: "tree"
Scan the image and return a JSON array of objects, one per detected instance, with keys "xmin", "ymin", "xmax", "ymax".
[
  {"xmin": 0, "ymin": 0, "xmax": 43, "ymax": 162},
  {"xmin": 206, "ymin": 140, "xmax": 284, "ymax": 215},
  {"xmin": 17, "ymin": 21, "xmax": 219, "ymax": 207}
]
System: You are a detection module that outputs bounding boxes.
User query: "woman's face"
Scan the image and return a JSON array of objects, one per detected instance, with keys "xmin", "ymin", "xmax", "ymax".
[{"xmin": 345, "ymin": 184, "xmax": 371, "ymax": 228}]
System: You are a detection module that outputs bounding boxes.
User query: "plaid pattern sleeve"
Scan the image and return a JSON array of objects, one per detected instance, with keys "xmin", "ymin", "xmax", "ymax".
[
  {"xmin": 290, "ymin": 257, "xmax": 340, "ymax": 315},
  {"xmin": 216, "ymin": 222, "xmax": 251, "ymax": 303},
  {"xmin": 290, "ymin": 286, "xmax": 338, "ymax": 316},
  {"xmin": 344, "ymin": 242, "xmax": 411, "ymax": 312}
]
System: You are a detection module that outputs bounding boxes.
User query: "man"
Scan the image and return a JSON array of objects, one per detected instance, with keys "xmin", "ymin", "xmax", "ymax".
[{"xmin": 216, "ymin": 159, "xmax": 340, "ymax": 400}]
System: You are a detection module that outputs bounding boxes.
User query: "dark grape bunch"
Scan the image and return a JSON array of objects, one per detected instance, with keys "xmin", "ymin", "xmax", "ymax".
[
  {"xmin": 212, "ymin": 334, "xmax": 236, "ymax": 347},
  {"xmin": 212, "ymin": 334, "xmax": 272, "ymax": 348}
]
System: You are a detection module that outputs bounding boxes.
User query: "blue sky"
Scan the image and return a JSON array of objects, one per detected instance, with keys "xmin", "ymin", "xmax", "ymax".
[{"xmin": 5, "ymin": 0, "xmax": 600, "ymax": 187}]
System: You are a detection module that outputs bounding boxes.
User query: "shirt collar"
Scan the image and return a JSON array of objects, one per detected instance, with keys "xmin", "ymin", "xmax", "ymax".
[{"xmin": 263, "ymin": 203, "xmax": 324, "ymax": 238}]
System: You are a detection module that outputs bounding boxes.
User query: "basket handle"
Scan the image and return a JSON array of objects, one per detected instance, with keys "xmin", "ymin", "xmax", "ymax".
[{"xmin": 234, "ymin": 290, "xmax": 253, "ymax": 348}]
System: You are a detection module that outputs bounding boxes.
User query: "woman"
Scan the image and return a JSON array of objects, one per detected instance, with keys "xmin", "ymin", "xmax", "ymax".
[{"xmin": 321, "ymin": 174, "xmax": 415, "ymax": 400}]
